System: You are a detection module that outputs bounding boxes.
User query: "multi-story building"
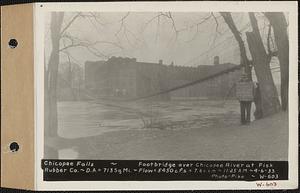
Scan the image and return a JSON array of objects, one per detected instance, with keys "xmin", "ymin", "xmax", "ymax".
[{"xmin": 84, "ymin": 56, "xmax": 242, "ymax": 100}]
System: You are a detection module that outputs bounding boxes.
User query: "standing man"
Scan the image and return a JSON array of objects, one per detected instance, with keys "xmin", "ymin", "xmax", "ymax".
[{"xmin": 236, "ymin": 74, "xmax": 255, "ymax": 125}]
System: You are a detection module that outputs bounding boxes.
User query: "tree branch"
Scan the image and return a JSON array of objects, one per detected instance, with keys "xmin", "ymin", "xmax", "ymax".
[
  {"xmin": 248, "ymin": 13, "xmax": 267, "ymax": 56},
  {"xmin": 211, "ymin": 12, "xmax": 221, "ymax": 35},
  {"xmin": 167, "ymin": 12, "xmax": 179, "ymax": 37},
  {"xmin": 60, "ymin": 34, "xmax": 123, "ymax": 52},
  {"xmin": 60, "ymin": 13, "xmax": 81, "ymax": 35},
  {"xmin": 142, "ymin": 12, "xmax": 165, "ymax": 33},
  {"xmin": 220, "ymin": 12, "xmax": 249, "ymax": 67}
]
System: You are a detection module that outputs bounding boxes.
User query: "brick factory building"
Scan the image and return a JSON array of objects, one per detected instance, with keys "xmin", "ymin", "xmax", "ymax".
[{"xmin": 84, "ymin": 56, "xmax": 242, "ymax": 100}]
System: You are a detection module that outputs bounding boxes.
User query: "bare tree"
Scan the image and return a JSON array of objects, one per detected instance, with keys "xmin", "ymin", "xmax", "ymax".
[
  {"xmin": 44, "ymin": 12, "xmax": 128, "ymax": 158},
  {"xmin": 246, "ymin": 13, "xmax": 281, "ymax": 116},
  {"xmin": 45, "ymin": 13, "xmax": 107, "ymax": 158},
  {"xmin": 45, "ymin": 12, "xmax": 64, "ymax": 158},
  {"xmin": 264, "ymin": 13, "xmax": 289, "ymax": 111},
  {"xmin": 219, "ymin": 12, "xmax": 281, "ymax": 117}
]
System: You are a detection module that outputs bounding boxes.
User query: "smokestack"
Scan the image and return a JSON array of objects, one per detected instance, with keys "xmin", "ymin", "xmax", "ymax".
[{"xmin": 214, "ymin": 56, "xmax": 220, "ymax": 65}]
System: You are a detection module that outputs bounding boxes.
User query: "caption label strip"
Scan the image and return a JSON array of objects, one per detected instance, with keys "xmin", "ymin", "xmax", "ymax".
[{"xmin": 42, "ymin": 160, "xmax": 288, "ymax": 181}]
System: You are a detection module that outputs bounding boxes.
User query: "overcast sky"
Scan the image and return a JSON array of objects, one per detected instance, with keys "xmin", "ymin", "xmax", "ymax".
[{"xmin": 44, "ymin": 12, "xmax": 281, "ymax": 83}]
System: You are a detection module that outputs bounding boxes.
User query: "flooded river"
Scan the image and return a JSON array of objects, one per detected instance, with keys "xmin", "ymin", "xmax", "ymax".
[
  {"xmin": 54, "ymin": 99, "xmax": 287, "ymax": 160},
  {"xmin": 57, "ymin": 99, "xmax": 241, "ymax": 139}
]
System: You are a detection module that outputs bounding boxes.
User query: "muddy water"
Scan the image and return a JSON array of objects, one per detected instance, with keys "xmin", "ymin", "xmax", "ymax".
[
  {"xmin": 58, "ymin": 100, "xmax": 242, "ymax": 138},
  {"xmin": 57, "ymin": 100, "xmax": 247, "ymax": 159}
]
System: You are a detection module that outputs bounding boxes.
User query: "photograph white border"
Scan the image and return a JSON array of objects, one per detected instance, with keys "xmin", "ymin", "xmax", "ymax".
[{"xmin": 34, "ymin": 1, "xmax": 298, "ymax": 190}]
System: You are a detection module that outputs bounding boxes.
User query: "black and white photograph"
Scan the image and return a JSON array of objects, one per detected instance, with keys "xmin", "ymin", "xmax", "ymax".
[
  {"xmin": 35, "ymin": 1, "xmax": 298, "ymax": 190},
  {"xmin": 44, "ymin": 10, "xmax": 289, "ymax": 160}
]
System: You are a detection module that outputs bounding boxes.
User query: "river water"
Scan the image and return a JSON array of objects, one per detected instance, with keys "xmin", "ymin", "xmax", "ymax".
[
  {"xmin": 57, "ymin": 99, "xmax": 244, "ymax": 138},
  {"xmin": 57, "ymin": 99, "xmax": 253, "ymax": 159}
]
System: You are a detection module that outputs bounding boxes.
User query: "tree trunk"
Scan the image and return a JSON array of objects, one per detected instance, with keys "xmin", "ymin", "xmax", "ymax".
[
  {"xmin": 264, "ymin": 13, "xmax": 289, "ymax": 111},
  {"xmin": 220, "ymin": 12, "xmax": 252, "ymax": 79},
  {"xmin": 44, "ymin": 12, "xmax": 64, "ymax": 158},
  {"xmin": 246, "ymin": 13, "xmax": 281, "ymax": 116}
]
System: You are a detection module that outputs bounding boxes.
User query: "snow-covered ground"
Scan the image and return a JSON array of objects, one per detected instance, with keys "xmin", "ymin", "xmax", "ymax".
[{"xmin": 56, "ymin": 100, "xmax": 288, "ymax": 161}]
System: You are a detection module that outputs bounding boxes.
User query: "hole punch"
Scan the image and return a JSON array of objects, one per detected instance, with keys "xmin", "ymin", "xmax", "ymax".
[
  {"xmin": 9, "ymin": 142, "xmax": 20, "ymax": 152},
  {"xmin": 8, "ymin": 39, "xmax": 18, "ymax": 49}
]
